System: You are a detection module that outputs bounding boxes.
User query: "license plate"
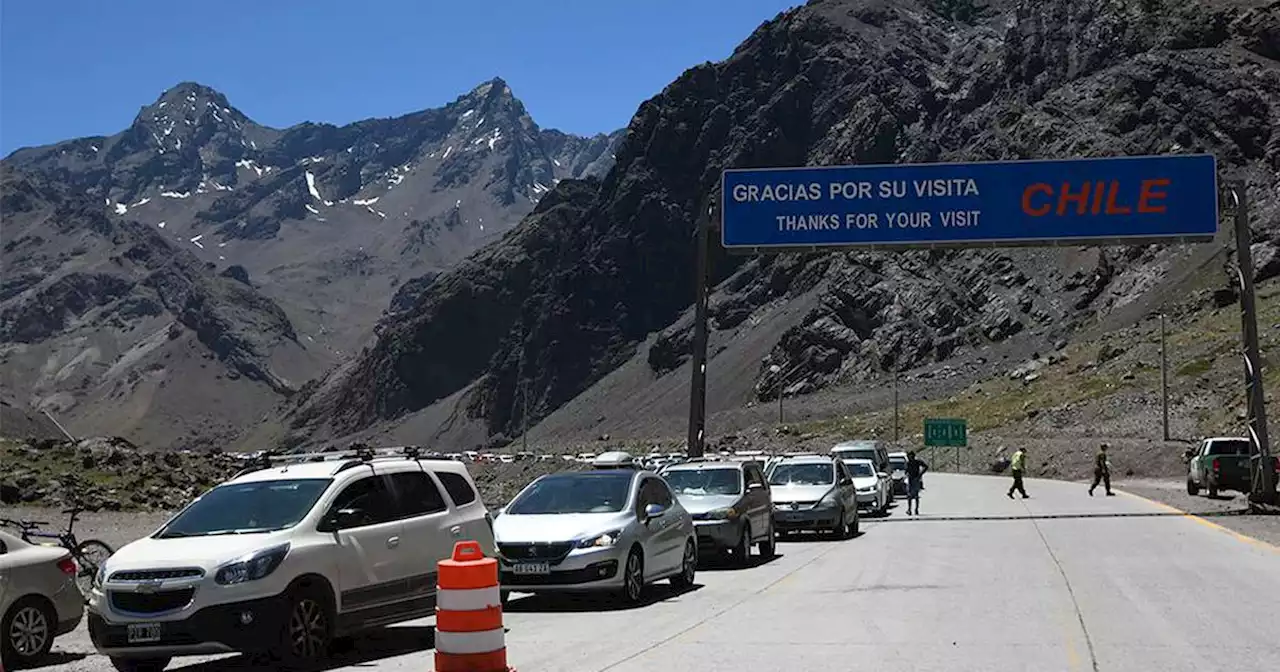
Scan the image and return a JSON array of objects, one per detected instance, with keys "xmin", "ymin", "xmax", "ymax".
[
  {"xmin": 779, "ymin": 512, "xmax": 803, "ymax": 522},
  {"xmin": 127, "ymin": 623, "xmax": 162, "ymax": 644},
  {"xmin": 512, "ymin": 562, "xmax": 550, "ymax": 575}
]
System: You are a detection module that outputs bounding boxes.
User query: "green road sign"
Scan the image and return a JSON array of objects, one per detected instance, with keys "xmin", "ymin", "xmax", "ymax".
[{"xmin": 924, "ymin": 418, "xmax": 967, "ymax": 447}]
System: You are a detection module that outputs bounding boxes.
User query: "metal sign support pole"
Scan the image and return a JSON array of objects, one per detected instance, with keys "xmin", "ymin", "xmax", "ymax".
[
  {"xmin": 1160, "ymin": 312, "xmax": 1170, "ymax": 442},
  {"xmin": 1230, "ymin": 181, "xmax": 1276, "ymax": 506},
  {"xmin": 687, "ymin": 201, "xmax": 715, "ymax": 458}
]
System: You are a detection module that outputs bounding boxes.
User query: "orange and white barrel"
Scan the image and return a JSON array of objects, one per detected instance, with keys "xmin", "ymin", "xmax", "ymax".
[{"xmin": 435, "ymin": 540, "xmax": 511, "ymax": 672}]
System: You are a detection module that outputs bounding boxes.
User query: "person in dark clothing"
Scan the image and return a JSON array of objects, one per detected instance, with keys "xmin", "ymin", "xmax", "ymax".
[
  {"xmin": 905, "ymin": 450, "xmax": 929, "ymax": 516},
  {"xmin": 1089, "ymin": 443, "xmax": 1114, "ymax": 496},
  {"xmin": 1007, "ymin": 447, "xmax": 1029, "ymax": 499}
]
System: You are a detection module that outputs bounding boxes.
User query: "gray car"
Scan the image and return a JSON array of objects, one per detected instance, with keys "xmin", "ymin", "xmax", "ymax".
[
  {"xmin": 1, "ymin": 529, "xmax": 85, "ymax": 669},
  {"xmin": 660, "ymin": 460, "xmax": 776, "ymax": 566},
  {"xmin": 493, "ymin": 469, "xmax": 697, "ymax": 604},
  {"xmin": 765, "ymin": 455, "xmax": 859, "ymax": 539}
]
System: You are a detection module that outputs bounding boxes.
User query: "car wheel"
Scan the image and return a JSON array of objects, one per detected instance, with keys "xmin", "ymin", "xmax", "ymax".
[
  {"xmin": 110, "ymin": 658, "xmax": 173, "ymax": 672},
  {"xmin": 830, "ymin": 508, "xmax": 848, "ymax": 540},
  {"xmin": 275, "ymin": 585, "xmax": 332, "ymax": 669},
  {"xmin": 621, "ymin": 548, "xmax": 645, "ymax": 604},
  {"xmin": 734, "ymin": 523, "xmax": 752, "ymax": 567},
  {"xmin": 1186, "ymin": 478, "xmax": 1199, "ymax": 496},
  {"xmin": 500, "ymin": 589, "xmax": 512, "ymax": 606},
  {"xmin": 758, "ymin": 521, "xmax": 776, "ymax": 558},
  {"xmin": 2, "ymin": 597, "xmax": 54, "ymax": 668},
  {"xmin": 850, "ymin": 507, "xmax": 860, "ymax": 537},
  {"xmin": 670, "ymin": 540, "xmax": 697, "ymax": 589},
  {"xmin": 1208, "ymin": 485, "xmax": 1219, "ymax": 498}
]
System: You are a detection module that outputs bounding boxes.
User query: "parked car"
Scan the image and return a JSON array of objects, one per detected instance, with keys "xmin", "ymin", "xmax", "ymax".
[
  {"xmin": 842, "ymin": 458, "xmax": 890, "ymax": 516},
  {"xmin": 1186, "ymin": 437, "xmax": 1280, "ymax": 497},
  {"xmin": 887, "ymin": 451, "xmax": 909, "ymax": 497},
  {"xmin": 830, "ymin": 441, "xmax": 892, "ymax": 500},
  {"xmin": 493, "ymin": 468, "xmax": 697, "ymax": 604},
  {"xmin": 765, "ymin": 455, "xmax": 859, "ymax": 539},
  {"xmin": 659, "ymin": 459, "xmax": 775, "ymax": 566},
  {"xmin": 1, "ymin": 529, "xmax": 85, "ymax": 670},
  {"xmin": 86, "ymin": 446, "xmax": 495, "ymax": 672}
]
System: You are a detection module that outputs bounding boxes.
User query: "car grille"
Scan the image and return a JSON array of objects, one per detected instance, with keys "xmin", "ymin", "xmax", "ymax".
[
  {"xmin": 775, "ymin": 500, "xmax": 817, "ymax": 509},
  {"xmin": 110, "ymin": 588, "xmax": 195, "ymax": 614},
  {"xmin": 497, "ymin": 542, "xmax": 574, "ymax": 561},
  {"xmin": 110, "ymin": 568, "xmax": 204, "ymax": 581}
]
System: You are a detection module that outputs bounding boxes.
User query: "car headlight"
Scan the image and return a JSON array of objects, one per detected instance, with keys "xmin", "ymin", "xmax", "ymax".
[
  {"xmin": 704, "ymin": 507, "xmax": 738, "ymax": 520},
  {"xmin": 816, "ymin": 491, "xmax": 839, "ymax": 508},
  {"xmin": 214, "ymin": 543, "xmax": 290, "ymax": 585},
  {"xmin": 576, "ymin": 530, "xmax": 622, "ymax": 549},
  {"xmin": 857, "ymin": 486, "xmax": 876, "ymax": 493}
]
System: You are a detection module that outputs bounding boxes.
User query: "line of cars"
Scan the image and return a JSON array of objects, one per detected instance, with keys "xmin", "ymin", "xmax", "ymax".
[{"xmin": 2, "ymin": 441, "xmax": 904, "ymax": 670}]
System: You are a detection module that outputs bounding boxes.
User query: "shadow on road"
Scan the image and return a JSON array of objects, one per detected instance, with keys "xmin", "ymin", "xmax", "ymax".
[
  {"xmin": 699, "ymin": 551, "xmax": 783, "ymax": 571},
  {"xmin": 172, "ymin": 625, "xmax": 436, "ymax": 671},
  {"xmin": 504, "ymin": 583, "xmax": 703, "ymax": 614},
  {"xmin": 25, "ymin": 652, "xmax": 88, "ymax": 669}
]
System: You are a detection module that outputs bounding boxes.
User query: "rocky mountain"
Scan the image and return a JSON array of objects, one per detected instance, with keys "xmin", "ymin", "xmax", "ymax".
[
  {"xmin": 279, "ymin": 0, "xmax": 1280, "ymax": 452},
  {"xmin": 0, "ymin": 169, "xmax": 323, "ymax": 449},
  {"xmin": 4, "ymin": 78, "xmax": 624, "ymax": 363},
  {"xmin": 2, "ymin": 79, "xmax": 623, "ymax": 448}
]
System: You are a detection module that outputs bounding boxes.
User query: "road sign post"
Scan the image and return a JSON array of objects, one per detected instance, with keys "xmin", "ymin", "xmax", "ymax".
[{"xmin": 924, "ymin": 418, "xmax": 967, "ymax": 472}]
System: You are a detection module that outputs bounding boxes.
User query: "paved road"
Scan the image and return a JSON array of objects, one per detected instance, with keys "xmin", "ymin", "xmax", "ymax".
[{"xmin": 42, "ymin": 474, "xmax": 1280, "ymax": 672}]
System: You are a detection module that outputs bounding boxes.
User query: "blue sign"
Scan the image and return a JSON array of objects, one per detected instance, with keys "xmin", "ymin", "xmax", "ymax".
[{"xmin": 720, "ymin": 154, "xmax": 1219, "ymax": 250}]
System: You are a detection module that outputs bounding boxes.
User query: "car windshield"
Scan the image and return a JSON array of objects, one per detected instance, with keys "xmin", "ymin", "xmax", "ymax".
[
  {"xmin": 833, "ymin": 449, "xmax": 875, "ymax": 462},
  {"xmin": 156, "ymin": 479, "xmax": 330, "ymax": 538},
  {"xmin": 506, "ymin": 472, "xmax": 634, "ymax": 514},
  {"xmin": 664, "ymin": 468, "xmax": 741, "ymax": 495},
  {"xmin": 889, "ymin": 457, "xmax": 907, "ymax": 470},
  {"xmin": 846, "ymin": 462, "xmax": 875, "ymax": 477},
  {"xmin": 769, "ymin": 463, "xmax": 834, "ymax": 486}
]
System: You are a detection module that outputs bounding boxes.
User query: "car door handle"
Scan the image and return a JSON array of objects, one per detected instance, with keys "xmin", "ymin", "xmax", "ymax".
[
  {"xmin": 449, "ymin": 525, "xmax": 462, "ymax": 537},
  {"xmin": 387, "ymin": 536, "xmax": 400, "ymax": 548}
]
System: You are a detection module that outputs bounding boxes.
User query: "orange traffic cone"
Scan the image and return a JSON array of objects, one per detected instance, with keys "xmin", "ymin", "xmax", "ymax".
[{"xmin": 434, "ymin": 540, "xmax": 513, "ymax": 672}]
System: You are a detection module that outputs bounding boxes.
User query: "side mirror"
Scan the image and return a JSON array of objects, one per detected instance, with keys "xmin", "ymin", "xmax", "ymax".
[
  {"xmin": 839, "ymin": 477, "xmax": 852, "ymax": 486},
  {"xmin": 321, "ymin": 507, "xmax": 363, "ymax": 532},
  {"xmin": 643, "ymin": 503, "xmax": 667, "ymax": 520},
  {"xmin": 747, "ymin": 482, "xmax": 763, "ymax": 491},
  {"xmin": 877, "ymin": 472, "xmax": 889, "ymax": 479}
]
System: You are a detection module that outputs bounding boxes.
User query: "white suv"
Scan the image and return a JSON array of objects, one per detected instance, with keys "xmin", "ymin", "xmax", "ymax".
[{"xmin": 86, "ymin": 446, "xmax": 495, "ymax": 672}]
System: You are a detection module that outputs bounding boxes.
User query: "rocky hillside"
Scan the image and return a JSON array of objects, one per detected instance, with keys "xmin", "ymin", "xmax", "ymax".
[
  {"xmin": 280, "ymin": 0, "xmax": 1280, "ymax": 452},
  {"xmin": 3, "ymin": 79, "xmax": 624, "ymax": 364},
  {"xmin": 0, "ymin": 170, "xmax": 325, "ymax": 449}
]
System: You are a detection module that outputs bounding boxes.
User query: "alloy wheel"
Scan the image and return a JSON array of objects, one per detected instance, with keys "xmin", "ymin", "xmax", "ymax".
[
  {"xmin": 625, "ymin": 552, "xmax": 644, "ymax": 602},
  {"xmin": 9, "ymin": 605, "xmax": 49, "ymax": 657},
  {"xmin": 288, "ymin": 597, "xmax": 328, "ymax": 659},
  {"xmin": 682, "ymin": 543, "xmax": 696, "ymax": 583}
]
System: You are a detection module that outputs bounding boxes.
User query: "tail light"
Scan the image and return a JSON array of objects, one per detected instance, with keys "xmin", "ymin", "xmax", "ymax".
[
  {"xmin": 57, "ymin": 557, "xmax": 77, "ymax": 576},
  {"xmin": 1212, "ymin": 458, "xmax": 1220, "ymax": 472}
]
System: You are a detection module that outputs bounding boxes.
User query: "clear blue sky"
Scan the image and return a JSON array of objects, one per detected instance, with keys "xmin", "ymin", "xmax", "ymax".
[{"xmin": 0, "ymin": 0, "xmax": 801, "ymax": 155}]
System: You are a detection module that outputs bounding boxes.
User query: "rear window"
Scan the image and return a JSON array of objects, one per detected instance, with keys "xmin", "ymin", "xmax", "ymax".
[
  {"xmin": 1207, "ymin": 440, "xmax": 1252, "ymax": 456},
  {"xmin": 437, "ymin": 471, "xmax": 478, "ymax": 506}
]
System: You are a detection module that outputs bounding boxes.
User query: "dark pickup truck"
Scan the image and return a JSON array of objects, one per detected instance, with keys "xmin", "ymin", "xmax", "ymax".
[{"xmin": 1185, "ymin": 437, "xmax": 1279, "ymax": 497}]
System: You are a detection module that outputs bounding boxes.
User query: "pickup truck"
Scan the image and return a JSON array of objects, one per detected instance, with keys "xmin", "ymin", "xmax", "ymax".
[{"xmin": 1185, "ymin": 436, "xmax": 1278, "ymax": 497}]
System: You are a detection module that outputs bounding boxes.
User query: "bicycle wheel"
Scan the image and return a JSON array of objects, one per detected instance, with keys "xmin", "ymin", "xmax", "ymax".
[{"xmin": 74, "ymin": 539, "xmax": 114, "ymax": 596}]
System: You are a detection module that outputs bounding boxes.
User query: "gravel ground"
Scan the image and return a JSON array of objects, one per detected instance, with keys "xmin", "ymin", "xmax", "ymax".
[
  {"xmin": 0, "ymin": 505, "xmax": 176, "ymax": 552},
  {"xmin": 1111, "ymin": 478, "xmax": 1280, "ymax": 549}
]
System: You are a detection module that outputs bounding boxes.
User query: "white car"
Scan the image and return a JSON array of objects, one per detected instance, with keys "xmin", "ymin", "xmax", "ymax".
[
  {"xmin": 86, "ymin": 447, "xmax": 495, "ymax": 672},
  {"xmin": 1, "ymin": 529, "xmax": 86, "ymax": 669},
  {"xmin": 493, "ymin": 468, "xmax": 697, "ymax": 604},
  {"xmin": 842, "ymin": 458, "xmax": 890, "ymax": 516}
]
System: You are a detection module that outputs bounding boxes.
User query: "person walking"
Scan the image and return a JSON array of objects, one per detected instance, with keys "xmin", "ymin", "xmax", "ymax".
[
  {"xmin": 1007, "ymin": 447, "xmax": 1029, "ymax": 499},
  {"xmin": 1089, "ymin": 442, "xmax": 1114, "ymax": 496},
  {"xmin": 905, "ymin": 450, "xmax": 929, "ymax": 516}
]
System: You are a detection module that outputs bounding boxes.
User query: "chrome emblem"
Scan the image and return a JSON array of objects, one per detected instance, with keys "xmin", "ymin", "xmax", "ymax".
[{"xmin": 136, "ymin": 580, "xmax": 163, "ymax": 593}]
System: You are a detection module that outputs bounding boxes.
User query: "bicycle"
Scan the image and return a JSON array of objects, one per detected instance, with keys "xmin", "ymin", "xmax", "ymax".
[{"xmin": 0, "ymin": 505, "xmax": 115, "ymax": 598}]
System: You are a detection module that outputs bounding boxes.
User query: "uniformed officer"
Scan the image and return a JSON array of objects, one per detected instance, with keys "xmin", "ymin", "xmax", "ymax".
[
  {"xmin": 1089, "ymin": 442, "xmax": 1114, "ymax": 496},
  {"xmin": 1007, "ymin": 447, "xmax": 1029, "ymax": 499}
]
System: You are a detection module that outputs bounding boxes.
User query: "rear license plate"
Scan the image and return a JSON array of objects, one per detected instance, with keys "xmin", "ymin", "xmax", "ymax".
[
  {"xmin": 512, "ymin": 562, "xmax": 550, "ymax": 575},
  {"xmin": 127, "ymin": 623, "xmax": 162, "ymax": 644}
]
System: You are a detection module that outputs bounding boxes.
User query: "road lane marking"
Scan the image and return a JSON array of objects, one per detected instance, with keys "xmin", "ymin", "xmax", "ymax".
[
  {"xmin": 1019, "ymin": 498, "xmax": 1099, "ymax": 672},
  {"xmin": 1116, "ymin": 489, "xmax": 1280, "ymax": 554}
]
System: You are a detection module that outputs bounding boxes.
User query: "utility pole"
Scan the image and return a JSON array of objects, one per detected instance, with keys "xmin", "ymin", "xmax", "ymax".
[
  {"xmin": 687, "ymin": 200, "xmax": 715, "ymax": 458},
  {"xmin": 1160, "ymin": 312, "xmax": 1170, "ymax": 442},
  {"xmin": 893, "ymin": 373, "xmax": 900, "ymax": 443},
  {"xmin": 1229, "ymin": 181, "xmax": 1276, "ymax": 506}
]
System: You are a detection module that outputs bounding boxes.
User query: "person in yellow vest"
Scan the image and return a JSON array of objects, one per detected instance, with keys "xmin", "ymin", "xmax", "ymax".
[{"xmin": 1007, "ymin": 447, "xmax": 1029, "ymax": 499}]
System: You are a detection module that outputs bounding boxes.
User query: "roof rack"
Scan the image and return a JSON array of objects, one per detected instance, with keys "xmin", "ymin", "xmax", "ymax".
[{"xmin": 231, "ymin": 444, "xmax": 441, "ymax": 478}]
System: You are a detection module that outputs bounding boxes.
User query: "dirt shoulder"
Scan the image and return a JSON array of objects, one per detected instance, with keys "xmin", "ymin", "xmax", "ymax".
[{"xmin": 1114, "ymin": 478, "xmax": 1280, "ymax": 549}]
